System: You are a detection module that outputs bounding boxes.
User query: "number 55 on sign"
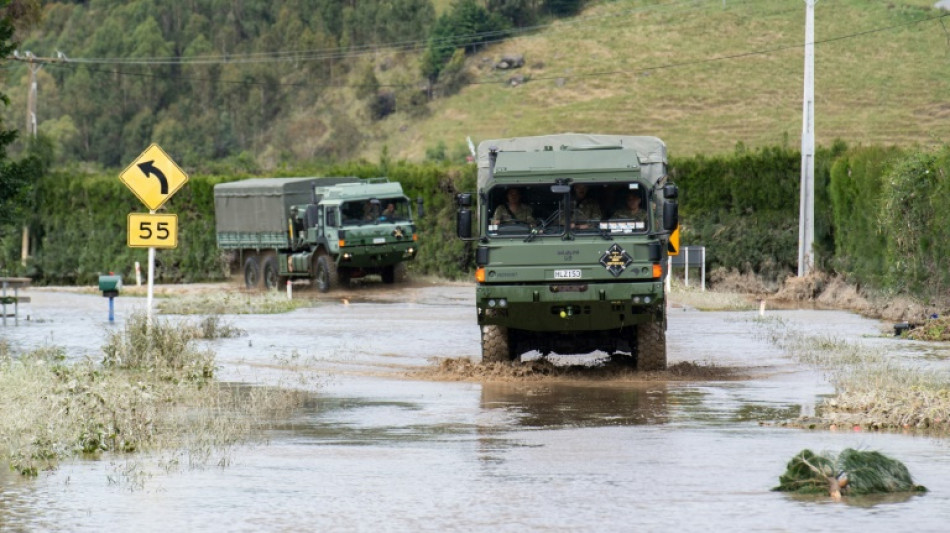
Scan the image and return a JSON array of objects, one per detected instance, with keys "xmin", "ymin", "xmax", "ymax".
[{"xmin": 128, "ymin": 213, "xmax": 178, "ymax": 248}]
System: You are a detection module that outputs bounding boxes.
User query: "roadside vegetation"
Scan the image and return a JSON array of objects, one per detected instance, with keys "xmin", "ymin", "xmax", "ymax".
[
  {"xmin": 757, "ymin": 316, "xmax": 950, "ymax": 433},
  {"xmin": 156, "ymin": 290, "xmax": 307, "ymax": 315},
  {"xmin": 0, "ymin": 312, "xmax": 306, "ymax": 481}
]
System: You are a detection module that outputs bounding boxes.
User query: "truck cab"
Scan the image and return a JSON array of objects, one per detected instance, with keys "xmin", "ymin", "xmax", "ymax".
[
  {"xmin": 457, "ymin": 134, "xmax": 677, "ymax": 370},
  {"xmin": 215, "ymin": 177, "xmax": 419, "ymax": 292}
]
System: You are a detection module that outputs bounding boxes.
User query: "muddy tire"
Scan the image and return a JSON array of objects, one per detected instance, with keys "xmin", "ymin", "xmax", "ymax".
[
  {"xmin": 481, "ymin": 324, "xmax": 514, "ymax": 363},
  {"xmin": 636, "ymin": 319, "xmax": 667, "ymax": 371},
  {"xmin": 394, "ymin": 261, "xmax": 408, "ymax": 282},
  {"xmin": 314, "ymin": 254, "xmax": 338, "ymax": 293},
  {"xmin": 243, "ymin": 255, "xmax": 262, "ymax": 289},
  {"xmin": 262, "ymin": 255, "xmax": 281, "ymax": 291},
  {"xmin": 381, "ymin": 265, "xmax": 395, "ymax": 284},
  {"xmin": 338, "ymin": 268, "xmax": 351, "ymax": 287}
]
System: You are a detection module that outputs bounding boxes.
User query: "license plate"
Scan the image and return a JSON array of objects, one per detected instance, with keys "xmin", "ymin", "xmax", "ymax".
[
  {"xmin": 373, "ymin": 237, "xmax": 386, "ymax": 244},
  {"xmin": 554, "ymin": 269, "xmax": 582, "ymax": 279}
]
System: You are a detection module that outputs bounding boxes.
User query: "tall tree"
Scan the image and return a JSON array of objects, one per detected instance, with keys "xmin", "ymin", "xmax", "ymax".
[{"xmin": 0, "ymin": 1, "xmax": 42, "ymax": 227}]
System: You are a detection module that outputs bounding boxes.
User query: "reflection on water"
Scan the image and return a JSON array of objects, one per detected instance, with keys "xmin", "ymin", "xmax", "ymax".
[
  {"xmin": 480, "ymin": 383, "xmax": 670, "ymax": 428},
  {"xmin": 5, "ymin": 288, "xmax": 950, "ymax": 531}
]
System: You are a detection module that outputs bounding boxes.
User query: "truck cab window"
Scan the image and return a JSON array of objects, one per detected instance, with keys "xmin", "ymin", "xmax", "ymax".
[
  {"xmin": 486, "ymin": 185, "xmax": 564, "ymax": 237},
  {"xmin": 603, "ymin": 183, "xmax": 648, "ymax": 234}
]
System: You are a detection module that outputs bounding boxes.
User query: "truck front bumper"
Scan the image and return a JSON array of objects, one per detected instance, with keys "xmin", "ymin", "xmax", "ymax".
[
  {"xmin": 476, "ymin": 281, "xmax": 665, "ymax": 332},
  {"xmin": 338, "ymin": 242, "xmax": 417, "ymax": 268}
]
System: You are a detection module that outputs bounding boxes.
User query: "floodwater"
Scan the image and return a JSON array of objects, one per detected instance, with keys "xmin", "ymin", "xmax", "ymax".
[{"xmin": 3, "ymin": 283, "xmax": 950, "ymax": 532}]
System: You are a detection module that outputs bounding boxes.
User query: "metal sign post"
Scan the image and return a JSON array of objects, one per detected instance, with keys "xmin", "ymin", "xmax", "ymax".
[{"xmin": 120, "ymin": 144, "xmax": 189, "ymax": 324}]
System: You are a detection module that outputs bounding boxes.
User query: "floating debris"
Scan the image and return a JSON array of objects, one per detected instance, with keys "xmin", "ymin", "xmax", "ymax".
[{"xmin": 774, "ymin": 448, "xmax": 927, "ymax": 500}]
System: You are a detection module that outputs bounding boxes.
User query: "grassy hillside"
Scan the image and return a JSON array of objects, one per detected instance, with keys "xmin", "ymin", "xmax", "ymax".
[{"xmin": 364, "ymin": 0, "xmax": 950, "ymax": 160}]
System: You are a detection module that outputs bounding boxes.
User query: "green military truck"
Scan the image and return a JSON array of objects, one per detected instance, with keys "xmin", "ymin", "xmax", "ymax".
[
  {"xmin": 456, "ymin": 134, "xmax": 678, "ymax": 370},
  {"xmin": 215, "ymin": 177, "xmax": 420, "ymax": 291}
]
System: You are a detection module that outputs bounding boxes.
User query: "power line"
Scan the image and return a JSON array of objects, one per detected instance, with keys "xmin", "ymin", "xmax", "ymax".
[
  {"xmin": 32, "ymin": 0, "xmax": 756, "ymax": 66},
  {"xmin": 5, "ymin": 5, "xmax": 946, "ymax": 91}
]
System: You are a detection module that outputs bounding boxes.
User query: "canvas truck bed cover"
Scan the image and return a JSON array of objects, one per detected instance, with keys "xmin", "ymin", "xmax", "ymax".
[
  {"xmin": 214, "ymin": 177, "xmax": 319, "ymax": 234},
  {"xmin": 475, "ymin": 133, "xmax": 668, "ymax": 189}
]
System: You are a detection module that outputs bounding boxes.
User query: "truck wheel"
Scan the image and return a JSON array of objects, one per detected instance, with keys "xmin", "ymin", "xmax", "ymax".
[
  {"xmin": 314, "ymin": 254, "xmax": 338, "ymax": 293},
  {"xmin": 481, "ymin": 324, "xmax": 514, "ymax": 363},
  {"xmin": 338, "ymin": 268, "xmax": 351, "ymax": 287},
  {"xmin": 381, "ymin": 265, "xmax": 396, "ymax": 284},
  {"xmin": 243, "ymin": 256, "xmax": 262, "ymax": 289},
  {"xmin": 636, "ymin": 319, "xmax": 667, "ymax": 371},
  {"xmin": 394, "ymin": 262, "xmax": 408, "ymax": 282},
  {"xmin": 262, "ymin": 256, "xmax": 281, "ymax": 291}
]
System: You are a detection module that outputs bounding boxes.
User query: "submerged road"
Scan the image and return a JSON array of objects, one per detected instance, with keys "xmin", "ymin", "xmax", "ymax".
[{"xmin": 2, "ymin": 282, "xmax": 950, "ymax": 531}]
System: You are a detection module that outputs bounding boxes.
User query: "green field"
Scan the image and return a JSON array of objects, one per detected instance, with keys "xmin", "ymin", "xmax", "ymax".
[{"xmin": 365, "ymin": 0, "xmax": 950, "ymax": 160}]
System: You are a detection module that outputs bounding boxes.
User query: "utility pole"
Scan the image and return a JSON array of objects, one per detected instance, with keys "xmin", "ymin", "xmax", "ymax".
[
  {"xmin": 21, "ymin": 51, "xmax": 41, "ymax": 266},
  {"xmin": 11, "ymin": 51, "xmax": 67, "ymax": 266},
  {"xmin": 24, "ymin": 51, "xmax": 40, "ymax": 136},
  {"xmin": 798, "ymin": 0, "xmax": 817, "ymax": 277}
]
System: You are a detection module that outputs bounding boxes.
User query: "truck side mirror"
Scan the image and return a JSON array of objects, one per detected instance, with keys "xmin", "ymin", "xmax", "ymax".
[
  {"xmin": 456, "ymin": 193, "xmax": 474, "ymax": 240},
  {"xmin": 457, "ymin": 210, "xmax": 473, "ymax": 239},
  {"xmin": 416, "ymin": 197, "xmax": 425, "ymax": 219},
  {"xmin": 663, "ymin": 201, "xmax": 678, "ymax": 231},
  {"xmin": 663, "ymin": 184, "xmax": 679, "ymax": 199}
]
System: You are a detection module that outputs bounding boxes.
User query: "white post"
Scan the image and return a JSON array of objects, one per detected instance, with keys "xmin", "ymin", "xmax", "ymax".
[
  {"xmin": 666, "ymin": 256, "xmax": 672, "ymax": 293},
  {"xmin": 701, "ymin": 247, "xmax": 706, "ymax": 292},
  {"xmin": 684, "ymin": 247, "xmax": 690, "ymax": 288},
  {"xmin": 135, "ymin": 261, "xmax": 142, "ymax": 286},
  {"xmin": 147, "ymin": 247, "xmax": 155, "ymax": 323},
  {"xmin": 798, "ymin": 0, "xmax": 817, "ymax": 277},
  {"xmin": 286, "ymin": 279, "xmax": 292, "ymax": 300},
  {"xmin": 147, "ymin": 210, "xmax": 155, "ymax": 325}
]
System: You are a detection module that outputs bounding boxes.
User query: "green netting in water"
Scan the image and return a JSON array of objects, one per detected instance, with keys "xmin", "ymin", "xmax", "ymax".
[{"xmin": 774, "ymin": 448, "xmax": 927, "ymax": 496}]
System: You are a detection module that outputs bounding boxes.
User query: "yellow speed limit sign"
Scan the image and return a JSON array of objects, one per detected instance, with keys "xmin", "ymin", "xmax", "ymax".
[{"xmin": 128, "ymin": 213, "xmax": 178, "ymax": 248}]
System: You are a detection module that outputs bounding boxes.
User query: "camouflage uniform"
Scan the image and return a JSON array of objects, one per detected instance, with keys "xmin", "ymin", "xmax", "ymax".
[
  {"xmin": 573, "ymin": 198, "xmax": 602, "ymax": 225},
  {"xmin": 492, "ymin": 203, "xmax": 535, "ymax": 225},
  {"xmin": 611, "ymin": 206, "xmax": 647, "ymax": 222}
]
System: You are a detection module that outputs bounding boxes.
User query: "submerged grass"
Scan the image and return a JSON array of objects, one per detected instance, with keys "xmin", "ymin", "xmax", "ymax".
[
  {"xmin": 667, "ymin": 282, "xmax": 757, "ymax": 312},
  {"xmin": 157, "ymin": 291, "xmax": 307, "ymax": 315},
  {"xmin": 756, "ymin": 316, "xmax": 950, "ymax": 432},
  {"xmin": 0, "ymin": 312, "xmax": 306, "ymax": 479}
]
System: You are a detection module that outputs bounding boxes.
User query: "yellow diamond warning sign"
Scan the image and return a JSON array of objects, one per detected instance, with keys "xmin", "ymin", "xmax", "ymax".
[
  {"xmin": 119, "ymin": 144, "xmax": 189, "ymax": 210},
  {"xmin": 668, "ymin": 226, "xmax": 681, "ymax": 256}
]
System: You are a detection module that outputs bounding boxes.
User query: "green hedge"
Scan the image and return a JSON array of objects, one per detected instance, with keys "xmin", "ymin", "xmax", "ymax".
[
  {"xmin": 6, "ymin": 144, "xmax": 950, "ymax": 307},
  {"xmin": 670, "ymin": 142, "xmax": 842, "ymax": 278},
  {"xmin": 0, "ymin": 164, "xmax": 477, "ymax": 285}
]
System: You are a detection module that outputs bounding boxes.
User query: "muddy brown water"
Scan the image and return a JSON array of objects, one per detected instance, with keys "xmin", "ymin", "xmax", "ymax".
[{"xmin": 3, "ymin": 283, "xmax": 950, "ymax": 531}]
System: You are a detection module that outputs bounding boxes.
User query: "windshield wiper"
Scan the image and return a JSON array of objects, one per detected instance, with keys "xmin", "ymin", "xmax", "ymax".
[{"xmin": 523, "ymin": 208, "xmax": 562, "ymax": 242}]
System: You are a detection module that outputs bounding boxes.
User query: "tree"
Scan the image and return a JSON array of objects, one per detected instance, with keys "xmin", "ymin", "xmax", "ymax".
[
  {"xmin": 421, "ymin": 0, "xmax": 508, "ymax": 84},
  {"xmin": 0, "ymin": 1, "xmax": 42, "ymax": 227}
]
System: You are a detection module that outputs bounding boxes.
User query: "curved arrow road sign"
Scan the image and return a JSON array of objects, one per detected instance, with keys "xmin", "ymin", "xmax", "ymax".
[{"xmin": 119, "ymin": 144, "xmax": 189, "ymax": 210}]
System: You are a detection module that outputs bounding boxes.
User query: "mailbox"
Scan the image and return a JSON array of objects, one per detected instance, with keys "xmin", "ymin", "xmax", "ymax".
[{"xmin": 98, "ymin": 274, "xmax": 122, "ymax": 298}]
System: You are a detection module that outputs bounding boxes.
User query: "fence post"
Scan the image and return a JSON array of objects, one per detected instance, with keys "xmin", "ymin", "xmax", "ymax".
[
  {"xmin": 684, "ymin": 247, "xmax": 690, "ymax": 287},
  {"xmin": 666, "ymin": 256, "xmax": 672, "ymax": 293},
  {"xmin": 701, "ymin": 247, "xmax": 706, "ymax": 292}
]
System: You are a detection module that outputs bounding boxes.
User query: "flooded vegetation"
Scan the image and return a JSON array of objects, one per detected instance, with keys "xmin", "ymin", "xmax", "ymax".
[
  {"xmin": 0, "ymin": 312, "xmax": 304, "ymax": 481},
  {"xmin": 3, "ymin": 284, "xmax": 950, "ymax": 530},
  {"xmin": 758, "ymin": 315, "xmax": 950, "ymax": 433}
]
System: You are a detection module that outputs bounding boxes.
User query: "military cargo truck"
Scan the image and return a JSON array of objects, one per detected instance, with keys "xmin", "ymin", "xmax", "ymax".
[
  {"xmin": 456, "ymin": 134, "xmax": 678, "ymax": 370},
  {"xmin": 215, "ymin": 177, "xmax": 420, "ymax": 291}
]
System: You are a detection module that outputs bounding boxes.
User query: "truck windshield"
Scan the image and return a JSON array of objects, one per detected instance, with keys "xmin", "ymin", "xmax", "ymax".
[
  {"xmin": 341, "ymin": 198, "xmax": 411, "ymax": 226},
  {"xmin": 486, "ymin": 182, "xmax": 649, "ymax": 238},
  {"xmin": 486, "ymin": 184, "xmax": 564, "ymax": 238},
  {"xmin": 576, "ymin": 182, "xmax": 649, "ymax": 236}
]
